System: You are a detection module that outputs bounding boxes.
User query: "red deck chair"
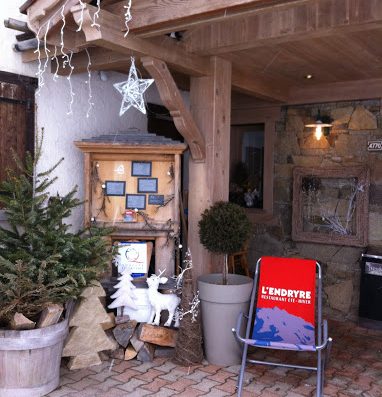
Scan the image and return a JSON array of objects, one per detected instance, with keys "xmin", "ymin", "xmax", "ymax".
[{"xmin": 233, "ymin": 256, "xmax": 332, "ymax": 397}]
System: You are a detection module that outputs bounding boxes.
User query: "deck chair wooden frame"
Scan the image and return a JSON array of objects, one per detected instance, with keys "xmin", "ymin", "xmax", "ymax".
[{"xmin": 233, "ymin": 256, "xmax": 332, "ymax": 397}]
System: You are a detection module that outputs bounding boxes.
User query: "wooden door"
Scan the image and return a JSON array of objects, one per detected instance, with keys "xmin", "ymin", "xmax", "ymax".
[{"xmin": 0, "ymin": 72, "xmax": 37, "ymax": 184}]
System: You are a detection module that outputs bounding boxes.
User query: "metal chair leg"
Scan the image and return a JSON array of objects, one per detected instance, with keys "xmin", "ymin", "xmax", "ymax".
[
  {"xmin": 316, "ymin": 350, "xmax": 322, "ymax": 397},
  {"xmin": 237, "ymin": 343, "xmax": 249, "ymax": 396}
]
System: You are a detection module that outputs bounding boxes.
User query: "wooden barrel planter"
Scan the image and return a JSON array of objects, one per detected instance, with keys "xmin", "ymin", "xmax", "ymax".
[{"xmin": 0, "ymin": 318, "xmax": 69, "ymax": 397}]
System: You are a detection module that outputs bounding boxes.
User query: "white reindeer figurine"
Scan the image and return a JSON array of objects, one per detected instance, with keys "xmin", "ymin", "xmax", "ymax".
[{"xmin": 146, "ymin": 270, "xmax": 180, "ymax": 327}]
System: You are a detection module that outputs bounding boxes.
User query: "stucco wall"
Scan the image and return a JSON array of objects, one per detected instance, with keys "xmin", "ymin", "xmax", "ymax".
[{"xmin": 0, "ymin": 0, "xmax": 162, "ymax": 230}]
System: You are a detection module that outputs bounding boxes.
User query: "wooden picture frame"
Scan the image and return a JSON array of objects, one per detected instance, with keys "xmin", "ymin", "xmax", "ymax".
[
  {"xmin": 126, "ymin": 194, "xmax": 146, "ymax": 210},
  {"xmin": 131, "ymin": 161, "xmax": 152, "ymax": 177},
  {"xmin": 292, "ymin": 166, "xmax": 369, "ymax": 247},
  {"xmin": 138, "ymin": 178, "xmax": 158, "ymax": 193},
  {"xmin": 105, "ymin": 180, "xmax": 126, "ymax": 196}
]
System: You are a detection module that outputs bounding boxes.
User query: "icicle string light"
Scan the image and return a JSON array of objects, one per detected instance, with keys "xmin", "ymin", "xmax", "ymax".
[
  {"xmin": 52, "ymin": 46, "xmax": 59, "ymax": 81},
  {"xmin": 85, "ymin": 48, "xmax": 94, "ymax": 118},
  {"xmin": 66, "ymin": 51, "xmax": 75, "ymax": 115},
  {"xmin": 60, "ymin": 1, "xmax": 70, "ymax": 69},
  {"xmin": 34, "ymin": 25, "xmax": 43, "ymax": 95},
  {"xmin": 124, "ymin": 0, "xmax": 132, "ymax": 37},
  {"xmin": 91, "ymin": 0, "xmax": 101, "ymax": 28},
  {"xmin": 41, "ymin": 21, "xmax": 51, "ymax": 84},
  {"xmin": 76, "ymin": 0, "xmax": 85, "ymax": 32}
]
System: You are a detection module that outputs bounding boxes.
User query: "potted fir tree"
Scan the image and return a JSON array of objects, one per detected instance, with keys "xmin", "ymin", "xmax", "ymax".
[
  {"xmin": 197, "ymin": 201, "xmax": 253, "ymax": 365},
  {"xmin": 0, "ymin": 136, "xmax": 112, "ymax": 397}
]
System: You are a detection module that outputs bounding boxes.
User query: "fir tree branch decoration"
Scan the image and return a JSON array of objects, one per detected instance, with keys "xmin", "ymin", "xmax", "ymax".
[{"xmin": 0, "ymin": 133, "xmax": 112, "ymax": 324}]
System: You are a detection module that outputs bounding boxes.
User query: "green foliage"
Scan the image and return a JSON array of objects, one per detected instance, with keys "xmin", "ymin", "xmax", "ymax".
[
  {"xmin": 198, "ymin": 201, "xmax": 251, "ymax": 255},
  {"xmin": 0, "ymin": 133, "xmax": 112, "ymax": 324}
]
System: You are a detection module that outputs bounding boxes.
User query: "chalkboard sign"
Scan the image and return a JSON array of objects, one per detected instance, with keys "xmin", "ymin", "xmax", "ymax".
[
  {"xmin": 148, "ymin": 194, "xmax": 164, "ymax": 205},
  {"xmin": 131, "ymin": 161, "xmax": 152, "ymax": 176},
  {"xmin": 126, "ymin": 194, "xmax": 146, "ymax": 210},
  {"xmin": 138, "ymin": 178, "xmax": 158, "ymax": 193},
  {"xmin": 105, "ymin": 180, "xmax": 126, "ymax": 196}
]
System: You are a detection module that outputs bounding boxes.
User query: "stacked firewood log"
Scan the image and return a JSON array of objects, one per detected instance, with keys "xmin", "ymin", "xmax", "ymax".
[{"xmin": 109, "ymin": 316, "xmax": 178, "ymax": 362}]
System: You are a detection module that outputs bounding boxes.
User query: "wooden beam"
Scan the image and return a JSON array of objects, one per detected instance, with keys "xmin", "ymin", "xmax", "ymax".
[
  {"xmin": 105, "ymin": 0, "xmax": 307, "ymax": 37},
  {"xmin": 231, "ymin": 66, "xmax": 288, "ymax": 102},
  {"xmin": 26, "ymin": 0, "xmax": 91, "ymax": 35},
  {"xmin": 54, "ymin": 47, "xmax": 131, "ymax": 74},
  {"xmin": 69, "ymin": 4, "xmax": 287, "ymax": 100},
  {"xmin": 288, "ymin": 78, "xmax": 382, "ymax": 105},
  {"xmin": 13, "ymin": 38, "xmax": 41, "ymax": 52},
  {"xmin": 142, "ymin": 57, "xmax": 205, "ymax": 161},
  {"xmin": 71, "ymin": 4, "xmax": 210, "ymax": 77},
  {"xmin": 188, "ymin": 57, "xmax": 232, "ymax": 279},
  {"xmin": 185, "ymin": 0, "xmax": 382, "ymax": 55},
  {"xmin": 4, "ymin": 18, "xmax": 31, "ymax": 33}
]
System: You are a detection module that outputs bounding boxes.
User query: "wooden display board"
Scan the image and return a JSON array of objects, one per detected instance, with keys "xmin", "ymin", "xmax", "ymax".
[
  {"xmin": 92, "ymin": 159, "xmax": 174, "ymax": 223},
  {"xmin": 75, "ymin": 132, "xmax": 187, "ymax": 276}
]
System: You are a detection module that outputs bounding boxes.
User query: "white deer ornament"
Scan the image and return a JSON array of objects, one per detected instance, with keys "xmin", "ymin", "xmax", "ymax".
[{"xmin": 146, "ymin": 271, "xmax": 180, "ymax": 327}]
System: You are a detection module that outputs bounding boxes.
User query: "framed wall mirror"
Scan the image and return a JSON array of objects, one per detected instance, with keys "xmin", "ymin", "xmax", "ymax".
[{"xmin": 292, "ymin": 166, "xmax": 369, "ymax": 247}]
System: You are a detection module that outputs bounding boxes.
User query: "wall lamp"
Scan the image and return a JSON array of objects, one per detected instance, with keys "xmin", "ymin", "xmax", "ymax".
[{"xmin": 305, "ymin": 111, "xmax": 332, "ymax": 141}]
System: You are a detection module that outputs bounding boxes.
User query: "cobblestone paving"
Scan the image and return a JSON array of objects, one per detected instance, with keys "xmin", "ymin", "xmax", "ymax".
[{"xmin": 48, "ymin": 321, "xmax": 382, "ymax": 396}]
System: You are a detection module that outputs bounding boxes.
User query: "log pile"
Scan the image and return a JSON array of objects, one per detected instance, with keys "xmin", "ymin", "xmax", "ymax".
[
  {"xmin": 110, "ymin": 319, "xmax": 178, "ymax": 362},
  {"xmin": 8, "ymin": 304, "xmax": 64, "ymax": 331}
]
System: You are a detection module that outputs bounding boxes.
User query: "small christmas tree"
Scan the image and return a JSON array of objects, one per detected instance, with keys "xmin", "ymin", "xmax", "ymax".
[
  {"xmin": 0, "ymin": 131, "xmax": 112, "ymax": 325},
  {"xmin": 108, "ymin": 267, "xmax": 138, "ymax": 313},
  {"xmin": 62, "ymin": 281, "xmax": 117, "ymax": 369}
]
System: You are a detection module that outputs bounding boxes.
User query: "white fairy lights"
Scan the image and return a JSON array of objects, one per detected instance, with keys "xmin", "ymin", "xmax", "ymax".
[
  {"xmin": 66, "ymin": 51, "xmax": 75, "ymax": 115},
  {"xmin": 84, "ymin": 48, "xmax": 94, "ymax": 118},
  {"xmin": 33, "ymin": 0, "xmax": 137, "ymax": 118},
  {"xmin": 124, "ymin": 0, "xmax": 132, "ymax": 37},
  {"xmin": 114, "ymin": 57, "xmax": 154, "ymax": 116},
  {"xmin": 52, "ymin": 46, "xmax": 59, "ymax": 81},
  {"xmin": 91, "ymin": 0, "xmax": 101, "ymax": 28},
  {"xmin": 76, "ymin": 0, "xmax": 85, "ymax": 32}
]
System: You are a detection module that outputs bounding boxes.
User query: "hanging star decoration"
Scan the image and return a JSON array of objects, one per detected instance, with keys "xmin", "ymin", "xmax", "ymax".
[{"xmin": 114, "ymin": 57, "xmax": 154, "ymax": 116}]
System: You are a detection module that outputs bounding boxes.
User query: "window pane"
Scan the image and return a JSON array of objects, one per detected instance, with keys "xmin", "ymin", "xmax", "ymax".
[{"xmin": 230, "ymin": 124, "xmax": 264, "ymax": 209}]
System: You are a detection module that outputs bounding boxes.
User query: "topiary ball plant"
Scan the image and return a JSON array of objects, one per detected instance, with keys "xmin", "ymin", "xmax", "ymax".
[{"xmin": 198, "ymin": 201, "xmax": 251, "ymax": 284}]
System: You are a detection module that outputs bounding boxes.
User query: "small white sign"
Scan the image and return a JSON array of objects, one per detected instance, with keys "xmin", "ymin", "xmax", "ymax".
[
  {"xmin": 114, "ymin": 164, "xmax": 125, "ymax": 174},
  {"xmin": 115, "ymin": 242, "xmax": 148, "ymax": 275},
  {"xmin": 367, "ymin": 140, "xmax": 382, "ymax": 151}
]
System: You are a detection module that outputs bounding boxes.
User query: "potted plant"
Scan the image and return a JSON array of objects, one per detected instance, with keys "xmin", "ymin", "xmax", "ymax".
[
  {"xmin": 0, "ymin": 136, "xmax": 112, "ymax": 397},
  {"xmin": 197, "ymin": 201, "xmax": 253, "ymax": 365}
]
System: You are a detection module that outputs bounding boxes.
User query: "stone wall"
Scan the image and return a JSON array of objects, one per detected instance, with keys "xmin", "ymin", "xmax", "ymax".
[{"xmin": 249, "ymin": 99, "xmax": 382, "ymax": 321}]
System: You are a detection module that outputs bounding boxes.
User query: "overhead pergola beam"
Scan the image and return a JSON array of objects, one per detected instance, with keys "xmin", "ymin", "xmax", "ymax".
[
  {"xmin": 142, "ymin": 57, "xmax": 206, "ymax": 161},
  {"xmin": 71, "ymin": 4, "xmax": 210, "ymax": 77},
  {"xmin": 69, "ymin": 4, "xmax": 288, "ymax": 101},
  {"xmin": 288, "ymin": 78, "xmax": 382, "ymax": 105},
  {"xmin": 26, "ymin": 0, "xmax": 91, "ymax": 35},
  {"xmin": 105, "ymin": 0, "xmax": 308, "ymax": 37},
  {"xmin": 185, "ymin": 0, "xmax": 382, "ymax": 55}
]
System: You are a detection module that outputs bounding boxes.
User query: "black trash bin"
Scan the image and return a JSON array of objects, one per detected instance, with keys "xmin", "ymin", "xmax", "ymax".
[{"xmin": 359, "ymin": 253, "xmax": 382, "ymax": 329}]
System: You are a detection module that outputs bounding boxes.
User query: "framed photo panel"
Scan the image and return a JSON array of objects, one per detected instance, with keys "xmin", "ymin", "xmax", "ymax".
[
  {"xmin": 105, "ymin": 180, "xmax": 126, "ymax": 196},
  {"xmin": 138, "ymin": 178, "xmax": 158, "ymax": 193},
  {"xmin": 126, "ymin": 194, "xmax": 146, "ymax": 210},
  {"xmin": 148, "ymin": 194, "xmax": 164, "ymax": 205},
  {"xmin": 131, "ymin": 161, "xmax": 152, "ymax": 177}
]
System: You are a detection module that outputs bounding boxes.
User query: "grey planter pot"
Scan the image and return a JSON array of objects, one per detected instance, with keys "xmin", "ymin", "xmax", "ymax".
[
  {"xmin": 198, "ymin": 273, "xmax": 253, "ymax": 366},
  {"xmin": 0, "ymin": 318, "xmax": 69, "ymax": 397}
]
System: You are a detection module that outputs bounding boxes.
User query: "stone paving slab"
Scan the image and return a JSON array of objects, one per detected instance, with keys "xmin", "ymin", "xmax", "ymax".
[{"xmin": 47, "ymin": 320, "xmax": 382, "ymax": 396}]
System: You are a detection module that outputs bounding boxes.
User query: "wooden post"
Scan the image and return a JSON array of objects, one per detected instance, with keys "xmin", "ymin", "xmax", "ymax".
[
  {"xmin": 188, "ymin": 57, "xmax": 232, "ymax": 279},
  {"xmin": 155, "ymin": 236, "xmax": 174, "ymax": 277}
]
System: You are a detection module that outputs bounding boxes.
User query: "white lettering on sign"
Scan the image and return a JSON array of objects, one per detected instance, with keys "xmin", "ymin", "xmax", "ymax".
[
  {"xmin": 261, "ymin": 286, "xmax": 311, "ymax": 304},
  {"xmin": 367, "ymin": 141, "xmax": 382, "ymax": 151}
]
